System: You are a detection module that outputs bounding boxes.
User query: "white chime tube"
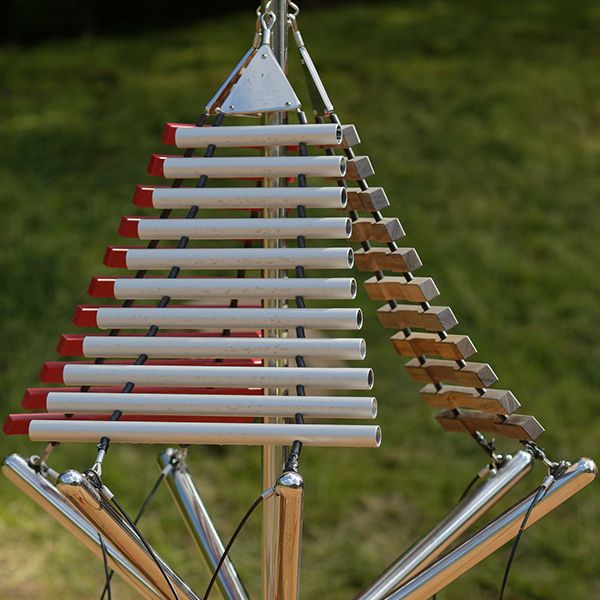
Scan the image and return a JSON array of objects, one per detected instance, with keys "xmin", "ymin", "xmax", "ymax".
[
  {"xmin": 158, "ymin": 155, "xmax": 346, "ymax": 179},
  {"xmin": 60, "ymin": 364, "xmax": 375, "ymax": 390},
  {"xmin": 93, "ymin": 307, "xmax": 363, "ymax": 330},
  {"xmin": 109, "ymin": 277, "xmax": 357, "ymax": 300},
  {"xmin": 29, "ymin": 421, "xmax": 382, "ymax": 448},
  {"xmin": 46, "ymin": 392, "xmax": 378, "ymax": 419},
  {"xmin": 119, "ymin": 247, "xmax": 354, "ymax": 270},
  {"xmin": 130, "ymin": 217, "xmax": 351, "ymax": 240},
  {"xmin": 80, "ymin": 336, "xmax": 366, "ymax": 360},
  {"xmin": 171, "ymin": 124, "xmax": 342, "ymax": 148},
  {"xmin": 141, "ymin": 186, "xmax": 347, "ymax": 210}
]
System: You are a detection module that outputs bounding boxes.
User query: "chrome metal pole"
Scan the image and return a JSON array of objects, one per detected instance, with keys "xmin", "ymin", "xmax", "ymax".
[
  {"xmin": 158, "ymin": 449, "xmax": 248, "ymax": 600},
  {"xmin": 262, "ymin": 2, "xmax": 289, "ymax": 599},
  {"xmin": 355, "ymin": 451, "xmax": 534, "ymax": 600},
  {"xmin": 274, "ymin": 470, "xmax": 304, "ymax": 600},
  {"xmin": 56, "ymin": 469, "xmax": 200, "ymax": 600},
  {"xmin": 2, "ymin": 454, "xmax": 161, "ymax": 599},
  {"xmin": 389, "ymin": 458, "xmax": 597, "ymax": 599}
]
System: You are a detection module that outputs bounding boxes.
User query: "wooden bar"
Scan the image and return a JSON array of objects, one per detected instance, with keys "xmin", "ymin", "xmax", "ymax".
[
  {"xmin": 364, "ymin": 276, "xmax": 439, "ymax": 303},
  {"xmin": 345, "ymin": 188, "xmax": 389, "ymax": 212},
  {"xmin": 391, "ymin": 331, "xmax": 476, "ymax": 360},
  {"xmin": 377, "ymin": 304, "xmax": 458, "ymax": 332},
  {"xmin": 350, "ymin": 219, "xmax": 405, "ymax": 243},
  {"xmin": 436, "ymin": 409, "xmax": 544, "ymax": 441},
  {"xmin": 420, "ymin": 384, "xmax": 520, "ymax": 415},
  {"xmin": 354, "ymin": 247, "xmax": 422, "ymax": 273},
  {"xmin": 405, "ymin": 358, "xmax": 498, "ymax": 387},
  {"xmin": 345, "ymin": 156, "xmax": 375, "ymax": 180},
  {"xmin": 341, "ymin": 125, "xmax": 361, "ymax": 149}
]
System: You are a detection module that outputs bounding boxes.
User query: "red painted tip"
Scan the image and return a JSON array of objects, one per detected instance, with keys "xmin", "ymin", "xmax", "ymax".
[
  {"xmin": 57, "ymin": 334, "xmax": 84, "ymax": 356},
  {"xmin": 22, "ymin": 388, "xmax": 51, "ymax": 410},
  {"xmin": 103, "ymin": 246, "xmax": 128, "ymax": 268},
  {"xmin": 133, "ymin": 185, "xmax": 154, "ymax": 207},
  {"xmin": 119, "ymin": 216, "xmax": 141, "ymax": 238},
  {"xmin": 162, "ymin": 122, "xmax": 178, "ymax": 145},
  {"xmin": 73, "ymin": 305, "xmax": 99, "ymax": 327},
  {"xmin": 39, "ymin": 362, "xmax": 66, "ymax": 384},
  {"xmin": 147, "ymin": 154, "xmax": 166, "ymax": 177},
  {"xmin": 88, "ymin": 276, "xmax": 116, "ymax": 298},
  {"xmin": 3, "ymin": 414, "xmax": 31, "ymax": 435}
]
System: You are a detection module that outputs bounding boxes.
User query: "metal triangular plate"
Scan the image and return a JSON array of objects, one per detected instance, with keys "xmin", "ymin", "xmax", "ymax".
[{"xmin": 219, "ymin": 44, "xmax": 301, "ymax": 115}]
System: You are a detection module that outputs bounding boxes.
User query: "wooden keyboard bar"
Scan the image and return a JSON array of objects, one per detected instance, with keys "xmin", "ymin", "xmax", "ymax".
[
  {"xmin": 354, "ymin": 247, "xmax": 422, "ymax": 273},
  {"xmin": 341, "ymin": 125, "xmax": 361, "ymax": 148},
  {"xmin": 391, "ymin": 332, "xmax": 476, "ymax": 360},
  {"xmin": 421, "ymin": 384, "xmax": 520, "ymax": 414},
  {"xmin": 350, "ymin": 219, "xmax": 405, "ymax": 243},
  {"xmin": 377, "ymin": 304, "xmax": 458, "ymax": 332},
  {"xmin": 364, "ymin": 276, "xmax": 439, "ymax": 303},
  {"xmin": 436, "ymin": 409, "xmax": 544, "ymax": 441},
  {"xmin": 345, "ymin": 188, "xmax": 389, "ymax": 211},
  {"xmin": 345, "ymin": 156, "xmax": 375, "ymax": 180},
  {"xmin": 405, "ymin": 359, "xmax": 498, "ymax": 387}
]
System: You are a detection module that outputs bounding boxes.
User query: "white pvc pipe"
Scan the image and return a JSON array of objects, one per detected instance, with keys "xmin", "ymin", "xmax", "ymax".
[
  {"xmin": 160, "ymin": 156, "xmax": 346, "ymax": 179},
  {"xmin": 123, "ymin": 247, "xmax": 354, "ymax": 270},
  {"xmin": 147, "ymin": 187, "xmax": 346, "ymax": 210},
  {"xmin": 111, "ymin": 277, "xmax": 357, "ymax": 300},
  {"xmin": 134, "ymin": 218, "xmax": 351, "ymax": 240},
  {"xmin": 95, "ymin": 307, "xmax": 363, "ymax": 330},
  {"xmin": 29, "ymin": 420, "xmax": 382, "ymax": 448},
  {"xmin": 46, "ymin": 392, "xmax": 377, "ymax": 419},
  {"xmin": 61, "ymin": 364, "xmax": 375, "ymax": 390},
  {"xmin": 81, "ymin": 336, "xmax": 366, "ymax": 360},
  {"xmin": 172, "ymin": 124, "xmax": 342, "ymax": 148}
]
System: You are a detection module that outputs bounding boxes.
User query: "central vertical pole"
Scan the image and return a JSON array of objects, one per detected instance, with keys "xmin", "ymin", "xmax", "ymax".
[{"xmin": 262, "ymin": 1, "xmax": 288, "ymax": 599}]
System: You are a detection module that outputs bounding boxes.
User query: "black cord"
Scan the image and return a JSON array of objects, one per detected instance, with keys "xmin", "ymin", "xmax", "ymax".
[
  {"xmin": 99, "ymin": 471, "xmax": 167, "ymax": 599},
  {"xmin": 498, "ymin": 485, "xmax": 546, "ymax": 600},
  {"xmin": 99, "ymin": 534, "xmax": 112, "ymax": 600},
  {"xmin": 202, "ymin": 493, "xmax": 265, "ymax": 600},
  {"xmin": 458, "ymin": 473, "xmax": 482, "ymax": 502},
  {"xmin": 111, "ymin": 494, "xmax": 181, "ymax": 600}
]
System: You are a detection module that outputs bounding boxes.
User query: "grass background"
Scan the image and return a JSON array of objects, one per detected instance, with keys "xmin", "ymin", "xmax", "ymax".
[{"xmin": 0, "ymin": 1, "xmax": 599, "ymax": 598}]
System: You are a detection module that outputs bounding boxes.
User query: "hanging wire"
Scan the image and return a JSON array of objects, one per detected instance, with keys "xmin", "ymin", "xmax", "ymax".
[
  {"xmin": 99, "ymin": 534, "xmax": 112, "ymax": 600},
  {"xmin": 202, "ymin": 488, "xmax": 274, "ymax": 599},
  {"xmin": 110, "ymin": 494, "xmax": 181, "ymax": 600}
]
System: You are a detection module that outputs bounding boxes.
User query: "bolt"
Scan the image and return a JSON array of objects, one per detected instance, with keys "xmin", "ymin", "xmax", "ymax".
[
  {"xmin": 261, "ymin": 53, "xmax": 268, "ymax": 60},
  {"xmin": 229, "ymin": 105, "xmax": 235, "ymax": 110}
]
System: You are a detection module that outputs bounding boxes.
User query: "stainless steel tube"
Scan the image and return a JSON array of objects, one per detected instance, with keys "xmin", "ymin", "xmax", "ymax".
[
  {"xmin": 47, "ymin": 392, "xmax": 378, "ymax": 419},
  {"xmin": 389, "ymin": 458, "xmax": 597, "ymax": 599},
  {"xmin": 108, "ymin": 277, "xmax": 357, "ymax": 301},
  {"xmin": 30, "ymin": 421, "xmax": 383, "ymax": 448},
  {"xmin": 119, "ymin": 247, "xmax": 354, "ymax": 270},
  {"xmin": 158, "ymin": 450, "xmax": 248, "ymax": 600},
  {"xmin": 93, "ymin": 307, "xmax": 363, "ymax": 330},
  {"xmin": 80, "ymin": 335, "xmax": 365, "ymax": 359},
  {"xmin": 61, "ymin": 364, "xmax": 375, "ymax": 390},
  {"xmin": 159, "ymin": 155, "xmax": 346, "ymax": 179},
  {"xmin": 1, "ymin": 454, "xmax": 161, "ymax": 599},
  {"xmin": 131, "ymin": 217, "xmax": 351, "ymax": 240},
  {"xmin": 143, "ymin": 186, "xmax": 347, "ymax": 210},
  {"xmin": 274, "ymin": 471, "xmax": 304, "ymax": 600},
  {"xmin": 355, "ymin": 451, "xmax": 534, "ymax": 600},
  {"xmin": 171, "ymin": 123, "xmax": 342, "ymax": 148},
  {"xmin": 56, "ymin": 469, "xmax": 199, "ymax": 600}
]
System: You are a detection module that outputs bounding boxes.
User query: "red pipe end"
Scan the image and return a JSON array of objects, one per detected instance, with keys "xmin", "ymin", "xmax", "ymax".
[
  {"xmin": 133, "ymin": 185, "xmax": 154, "ymax": 207},
  {"xmin": 22, "ymin": 388, "xmax": 50, "ymax": 410},
  {"xmin": 103, "ymin": 246, "xmax": 128, "ymax": 268},
  {"xmin": 147, "ymin": 154, "xmax": 166, "ymax": 176},
  {"xmin": 73, "ymin": 305, "xmax": 99, "ymax": 327},
  {"xmin": 88, "ymin": 276, "xmax": 116, "ymax": 298},
  {"xmin": 39, "ymin": 362, "xmax": 66, "ymax": 384},
  {"xmin": 119, "ymin": 216, "xmax": 141, "ymax": 238},
  {"xmin": 57, "ymin": 334, "xmax": 84, "ymax": 356}
]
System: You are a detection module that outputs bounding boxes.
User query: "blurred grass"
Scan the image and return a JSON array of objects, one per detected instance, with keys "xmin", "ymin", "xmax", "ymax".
[{"xmin": 0, "ymin": 1, "xmax": 599, "ymax": 598}]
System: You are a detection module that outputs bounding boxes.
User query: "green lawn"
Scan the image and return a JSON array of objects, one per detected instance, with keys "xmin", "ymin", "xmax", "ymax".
[{"xmin": 1, "ymin": 1, "xmax": 599, "ymax": 598}]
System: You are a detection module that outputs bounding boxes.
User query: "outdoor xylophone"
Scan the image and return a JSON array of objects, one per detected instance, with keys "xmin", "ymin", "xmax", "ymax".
[{"xmin": 2, "ymin": 2, "xmax": 596, "ymax": 599}]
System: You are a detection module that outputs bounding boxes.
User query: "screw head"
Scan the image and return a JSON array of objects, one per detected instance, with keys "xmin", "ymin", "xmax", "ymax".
[
  {"xmin": 285, "ymin": 101, "xmax": 291, "ymax": 106},
  {"xmin": 229, "ymin": 104, "xmax": 235, "ymax": 110},
  {"xmin": 261, "ymin": 53, "xmax": 267, "ymax": 59}
]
